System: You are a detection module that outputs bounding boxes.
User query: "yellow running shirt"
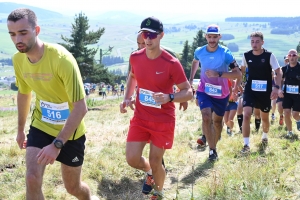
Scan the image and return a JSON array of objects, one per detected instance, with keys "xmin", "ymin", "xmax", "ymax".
[{"xmin": 13, "ymin": 43, "xmax": 86, "ymax": 140}]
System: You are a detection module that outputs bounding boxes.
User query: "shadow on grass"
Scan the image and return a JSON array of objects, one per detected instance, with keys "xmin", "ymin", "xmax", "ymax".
[
  {"xmin": 97, "ymin": 176, "xmax": 146, "ymax": 200},
  {"xmin": 180, "ymin": 159, "xmax": 214, "ymax": 185},
  {"xmin": 279, "ymin": 133, "xmax": 299, "ymax": 142}
]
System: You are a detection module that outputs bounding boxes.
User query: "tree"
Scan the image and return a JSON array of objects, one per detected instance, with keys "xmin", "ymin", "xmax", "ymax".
[
  {"xmin": 296, "ymin": 42, "xmax": 300, "ymax": 61},
  {"xmin": 60, "ymin": 12, "xmax": 108, "ymax": 80},
  {"xmin": 190, "ymin": 30, "xmax": 207, "ymax": 54},
  {"xmin": 179, "ymin": 40, "xmax": 191, "ymax": 78}
]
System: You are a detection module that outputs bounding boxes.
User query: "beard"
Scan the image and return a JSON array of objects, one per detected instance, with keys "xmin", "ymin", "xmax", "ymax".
[
  {"xmin": 208, "ymin": 42, "xmax": 218, "ymax": 48},
  {"xmin": 16, "ymin": 42, "xmax": 33, "ymax": 53}
]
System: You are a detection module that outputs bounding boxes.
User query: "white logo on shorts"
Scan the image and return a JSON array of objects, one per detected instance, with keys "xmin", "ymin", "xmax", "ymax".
[{"xmin": 72, "ymin": 156, "xmax": 79, "ymax": 162}]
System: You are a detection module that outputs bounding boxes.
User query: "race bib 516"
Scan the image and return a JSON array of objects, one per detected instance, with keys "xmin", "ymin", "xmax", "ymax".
[{"xmin": 40, "ymin": 100, "xmax": 70, "ymax": 125}]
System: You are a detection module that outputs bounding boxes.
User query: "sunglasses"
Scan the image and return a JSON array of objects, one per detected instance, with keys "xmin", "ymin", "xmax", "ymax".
[
  {"xmin": 141, "ymin": 32, "xmax": 159, "ymax": 40},
  {"xmin": 288, "ymin": 54, "xmax": 298, "ymax": 57}
]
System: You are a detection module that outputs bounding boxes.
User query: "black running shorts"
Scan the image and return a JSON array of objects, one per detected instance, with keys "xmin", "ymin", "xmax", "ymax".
[
  {"xmin": 282, "ymin": 93, "xmax": 300, "ymax": 112},
  {"xmin": 26, "ymin": 126, "xmax": 86, "ymax": 167},
  {"xmin": 242, "ymin": 91, "xmax": 271, "ymax": 113}
]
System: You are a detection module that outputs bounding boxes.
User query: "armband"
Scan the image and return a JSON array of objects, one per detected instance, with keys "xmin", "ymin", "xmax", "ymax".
[{"xmin": 229, "ymin": 60, "xmax": 239, "ymax": 69}]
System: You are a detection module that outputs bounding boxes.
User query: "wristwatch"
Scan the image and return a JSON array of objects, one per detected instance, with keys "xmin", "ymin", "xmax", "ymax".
[
  {"xmin": 53, "ymin": 139, "xmax": 64, "ymax": 149},
  {"xmin": 218, "ymin": 71, "xmax": 223, "ymax": 77},
  {"xmin": 169, "ymin": 93, "xmax": 174, "ymax": 102},
  {"xmin": 274, "ymin": 85, "xmax": 280, "ymax": 89}
]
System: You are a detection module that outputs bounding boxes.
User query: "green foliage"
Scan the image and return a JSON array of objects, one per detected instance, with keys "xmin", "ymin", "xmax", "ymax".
[
  {"xmin": 59, "ymin": 12, "xmax": 110, "ymax": 82},
  {"xmin": 179, "ymin": 40, "xmax": 191, "ymax": 78},
  {"xmin": 89, "ymin": 64, "xmax": 115, "ymax": 84},
  {"xmin": 295, "ymin": 42, "xmax": 300, "ymax": 61},
  {"xmin": 59, "ymin": 12, "xmax": 116, "ymax": 84}
]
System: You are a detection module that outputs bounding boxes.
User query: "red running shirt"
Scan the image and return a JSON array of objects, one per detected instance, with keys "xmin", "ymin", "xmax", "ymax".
[{"xmin": 130, "ymin": 48, "xmax": 187, "ymax": 122}]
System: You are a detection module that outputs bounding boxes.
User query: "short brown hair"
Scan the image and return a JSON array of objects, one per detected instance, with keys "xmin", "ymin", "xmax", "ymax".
[
  {"xmin": 250, "ymin": 31, "xmax": 264, "ymax": 40},
  {"xmin": 7, "ymin": 8, "xmax": 37, "ymax": 28}
]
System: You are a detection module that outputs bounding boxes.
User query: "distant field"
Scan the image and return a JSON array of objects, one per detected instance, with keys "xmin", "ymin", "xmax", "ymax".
[
  {"xmin": 1, "ymin": 20, "xmax": 299, "ymax": 69},
  {"xmin": 0, "ymin": 65, "xmax": 14, "ymax": 77}
]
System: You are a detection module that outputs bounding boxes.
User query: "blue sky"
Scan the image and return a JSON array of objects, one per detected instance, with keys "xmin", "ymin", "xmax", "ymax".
[{"xmin": 1, "ymin": 0, "xmax": 299, "ymax": 21}]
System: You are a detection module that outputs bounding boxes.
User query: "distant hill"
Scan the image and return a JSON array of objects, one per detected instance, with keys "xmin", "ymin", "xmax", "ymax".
[{"xmin": 0, "ymin": 2, "xmax": 63, "ymax": 20}]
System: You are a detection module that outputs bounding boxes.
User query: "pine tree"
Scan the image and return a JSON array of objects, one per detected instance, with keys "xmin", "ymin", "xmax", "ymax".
[
  {"xmin": 59, "ymin": 12, "xmax": 105, "ymax": 79},
  {"xmin": 179, "ymin": 40, "xmax": 191, "ymax": 78},
  {"xmin": 297, "ymin": 42, "xmax": 300, "ymax": 61}
]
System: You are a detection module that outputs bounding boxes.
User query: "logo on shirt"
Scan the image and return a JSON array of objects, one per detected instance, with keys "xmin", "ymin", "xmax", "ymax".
[
  {"xmin": 156, "ymin": 71, "xmax": 164, "ymax": 74},
  {"xmin": 209, "ymin": 57, "xmax": 214, "ymax": 59},
  {"xmin": 248, "ymin": 60, "xmax": 252, "ymax": 63},
  {"xmin": 261, "ymin": 59, "xmax": 265, "ymax": 63}
]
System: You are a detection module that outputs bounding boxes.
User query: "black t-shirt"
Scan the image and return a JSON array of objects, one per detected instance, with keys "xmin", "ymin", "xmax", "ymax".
[
  {"xmin": 283, "ymin": 62, "xmax": 300, "ymax": 87},
  {"xmin": 244, "ymin": 49, "xmax": 273, "ymax": 93},
  {"xmin": 281, "ymin": 65, "xmax": 287, "ymax": 79}
]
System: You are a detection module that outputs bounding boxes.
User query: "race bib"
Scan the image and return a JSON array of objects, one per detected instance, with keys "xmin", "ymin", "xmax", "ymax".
[
  {"xmin": 286, "ymin": 85, "xmax": 299, "ymax": 94},
  {"xmin": 40, "ymin": 100, "xmax": 70, "ymax": 125},
  {"xmin": 204, "ymin": 83, "xmax": 222, "ymax": 96},
  {"xmin": 251, "ymin": 80, "xmax": 267, "ymax": 91},
  {"xmin": 139, "ymin": 88, "xmax": 161, "ymax": 109}
]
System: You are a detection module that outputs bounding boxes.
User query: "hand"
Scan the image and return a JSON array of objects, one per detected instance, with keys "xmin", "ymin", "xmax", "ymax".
[
  {"xmin": 195, "ymin": 98, "xmax": 199, "ymax": 107},
  {"xmin": 16, "ymin": 131, "xmax": 26, "ymax": 149},
  {"xmin": 270, "ymin": 88, "xmax": 278, "ymax": 100},
  {"xmin": 153, "ymin": 92, "xmax": 168, "ymax": 105},
  {"xmin": 37, "ymin": 144, "xmax": 61, "ymax": 165},
  {"xmin": 278, "ymin": 89, "xmax": 284, "ymax": 98},
  {"xmin": 120, "ymin": 98, "xmax": 135, "ymax": 113},
  {"xmin": 179, "ymin": 102, "xmax": 188, "ymax": 111},
  {"xmin": 205, "ymin": 70, "xmax": 218, "ymax": 78}
]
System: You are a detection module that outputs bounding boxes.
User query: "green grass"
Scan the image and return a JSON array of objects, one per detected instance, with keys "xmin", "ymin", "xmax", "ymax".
[{"xmin": 1, "ymin": 95, "xmax": 300, "ymax": 199}]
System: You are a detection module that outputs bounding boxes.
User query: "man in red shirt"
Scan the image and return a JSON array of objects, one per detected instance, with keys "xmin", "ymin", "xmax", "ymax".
[{"xmin": 120, "ymin": 16, "xmax": 192, "ymax": 199}]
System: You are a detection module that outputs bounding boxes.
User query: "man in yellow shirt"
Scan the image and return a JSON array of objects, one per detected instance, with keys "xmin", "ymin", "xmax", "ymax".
[{"xmin": 7, "ymin": 8, "xmax": 98, "ymax": 200}]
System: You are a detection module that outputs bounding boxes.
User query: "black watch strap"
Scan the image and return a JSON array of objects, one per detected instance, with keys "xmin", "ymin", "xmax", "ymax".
[
  {"xmin": 218, "ymin": 71, "xmax": 223, "ymax": 77},
  {"xmin": 53, "ymin": 139, "xmax": 64, "ymax": 149},
  {"xmin": 274, "ymin": 85, "xmax": 280, "ymax": 89},
  {"xmin": 169, "ymin": 93, "xmax": 174, "ymax": 102}
]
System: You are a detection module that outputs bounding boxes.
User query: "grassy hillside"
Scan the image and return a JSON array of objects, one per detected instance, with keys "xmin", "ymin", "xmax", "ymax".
[
  {"xmin": 1, "ymin": 13, "xmax": 299, "ymax": 71},
  {"xmin": 0, "ymin": 94, "xmax": 300, "ymax": 199}
]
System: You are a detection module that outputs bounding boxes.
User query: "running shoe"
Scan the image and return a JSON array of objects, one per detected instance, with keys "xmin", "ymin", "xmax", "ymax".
[
  {"xmin": 197, "ymin": 135, "xmax": 206, "ymax": 147},
  {"xmin": 240, "ymin": 145, "xmax": 250, "ymax": 154},
  {"xmin": 208, "ymin": 149, "xmax": 218, "ymax": 161},
  {"xmin": 286, "ymin": 131, "xmax": 294, "ymax": 138},
  {"xmin": 227, "ymin": 127, "xmax": 231, "ymax": 135},
  {"xmin": 271, "ymin": 114, "xmax": 275, "ymax": 121},
  {"xmin": 150, "ymin": 192, "xmax": 163, "ymax": 200},
  {"xmin": 142, "ymin": 174, "xmax": 155, "ymax": 195},
  {"xmin": 279, "ymin": 115, "xmax": 284, "ymax": 126},
  {"xmin": 262, "ymin": 138, "xmax": 268, "ymax": 146}
]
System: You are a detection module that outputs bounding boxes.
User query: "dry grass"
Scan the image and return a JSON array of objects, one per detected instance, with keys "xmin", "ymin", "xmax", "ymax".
[{"xmin": 0, "ymin": 97, "xmax": 300, "ymax": 200}]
